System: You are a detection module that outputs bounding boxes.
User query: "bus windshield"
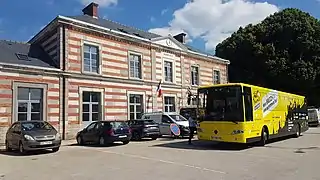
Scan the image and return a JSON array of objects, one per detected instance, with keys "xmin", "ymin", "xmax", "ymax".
[{"xmin": 198, "ymin": 85, "xmax": 244, "ymax": 122}]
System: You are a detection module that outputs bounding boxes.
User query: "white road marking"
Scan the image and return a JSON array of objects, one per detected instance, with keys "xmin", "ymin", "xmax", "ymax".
[{"xmin": 93, "ymin": 148, "xmax": 227, "ymax": 174}]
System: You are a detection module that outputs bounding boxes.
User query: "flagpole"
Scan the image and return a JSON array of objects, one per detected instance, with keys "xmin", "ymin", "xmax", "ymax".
[{"xmin": 155, "ymin": 79, "xmax": 162, "ymax": 112}]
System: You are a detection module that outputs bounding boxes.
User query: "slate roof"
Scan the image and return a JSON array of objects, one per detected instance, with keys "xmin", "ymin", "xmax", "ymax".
[
  {"xmin": 67, "ymin": 15, "xmax": 216, "ymax": 56},
  {"xmin": 0, "ymin": 40, "xmax": 58, "ymax": 69},
  {"xmin": 184, "ymin": 44, "xmax": 215, "ymax": 57},
  {"xmin": 68, "ymin": 15, "xmax": 161, "ymax": 40}
]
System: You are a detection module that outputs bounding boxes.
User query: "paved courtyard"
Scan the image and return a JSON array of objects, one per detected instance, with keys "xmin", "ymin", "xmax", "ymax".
[{"xmin": 0, "ymin": 127, "xmax": 320, "ymax": 180}]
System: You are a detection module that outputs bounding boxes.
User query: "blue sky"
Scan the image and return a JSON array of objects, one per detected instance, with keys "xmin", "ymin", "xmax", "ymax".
[{"xmin": 0, "ymin": 0, "xmax": 319, "ymax": 54}]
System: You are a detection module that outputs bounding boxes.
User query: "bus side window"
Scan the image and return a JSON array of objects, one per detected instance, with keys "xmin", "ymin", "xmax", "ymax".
[{"xmin": 244, "ymin": 87, "xmax": 253, "ymax": 121}]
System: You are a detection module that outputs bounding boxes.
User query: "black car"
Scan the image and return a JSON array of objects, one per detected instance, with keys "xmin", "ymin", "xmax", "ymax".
[
  {"xmin": 128, "ymin": 119, "xmax": 160, "ymax": 140},
  {"xmin": 76, "ymin": 121, "xmax": 132, "ymax": 146},
  {"xmin": 5, "ymin": 121, "xmax": 62, "ymax": 154}
]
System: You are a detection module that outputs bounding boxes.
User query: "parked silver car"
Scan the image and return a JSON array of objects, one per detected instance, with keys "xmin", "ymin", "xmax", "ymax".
[{"xmin": 5, "ymin": 121, "xmax": 61, "ymax": 154}]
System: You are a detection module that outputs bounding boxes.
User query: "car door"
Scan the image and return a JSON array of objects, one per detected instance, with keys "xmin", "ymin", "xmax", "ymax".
[
  {"xmin": 90, "ymin": 122, "xmax": 102, "ymax": 144},
  {"xmin": 6, "ymin": 123, "xmax": 17, "ymax": 147},
  {"xmin": 127, "ymin": 121, "xmax": 135, "ymax": 131},
  {"xmin": 82, "ymin": 122, "xmax": 97, "ymax": 143},
  {"xmin": 159, "ymin": 115, "xmax": 172, "ymax": 135},
  {"xmin": 131, "ymin": 121, "xmax": 141, "ymax": 134},
  {"xmin": 12, "ymin": 123, "xmax": 22, "ymax": 148}
]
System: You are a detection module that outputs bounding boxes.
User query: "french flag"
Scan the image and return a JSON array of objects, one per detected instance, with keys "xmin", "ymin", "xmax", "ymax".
[{"xmin": 156, "ymin": 80, "xmax": 162, "ymax": 97}]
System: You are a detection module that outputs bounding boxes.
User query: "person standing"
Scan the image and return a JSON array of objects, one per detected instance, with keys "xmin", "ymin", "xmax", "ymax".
[{"xmin": 187, "ymin": 113, "xmax": 197, "ymax": 144}]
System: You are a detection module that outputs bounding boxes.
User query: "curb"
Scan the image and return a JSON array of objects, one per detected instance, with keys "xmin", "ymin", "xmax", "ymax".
[
  {"xmin": 0, "ymin": 140, "xmax": 76, "ymax": 151},
  {"xmin": 61, "ymin": 140, "xmax": 77, "ymax": 146}
]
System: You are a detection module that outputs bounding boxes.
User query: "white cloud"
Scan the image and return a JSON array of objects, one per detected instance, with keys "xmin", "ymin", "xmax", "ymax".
[
  {"xmin": 161, "ymin": 8, "xmax": 168, "ymax": 15},
  {"xmin": 149, "ymin": 0, "xmax": 279, "ymax": 51},
  {"xmin": 81, "ymin": 0, "xmax": 117, "ymax": 7}
]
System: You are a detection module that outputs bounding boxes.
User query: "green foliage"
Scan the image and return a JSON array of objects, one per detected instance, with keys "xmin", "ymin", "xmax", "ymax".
[{"xmin": 216, "ymin": 8, "xmax": 320, "ymax": 105}]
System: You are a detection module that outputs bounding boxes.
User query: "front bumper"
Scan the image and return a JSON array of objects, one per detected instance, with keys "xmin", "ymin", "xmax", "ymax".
[
  {"xmin": 180, "ymin": 128, "xmax": 190, "ymax": 136},
  {"xmin": 23, "ymin": 139, "xmax": 61, "ymax": 151},
  {"xmin": 198, "ymin": 132, "xmax": 246, "ymax": 143},
  {"xmin": 142, "ymin": 131, "xmax": 160, "ymax": 138},
  {"xmin": 308, "ymin": 121, "xmax": 320, "ymax": 126}
]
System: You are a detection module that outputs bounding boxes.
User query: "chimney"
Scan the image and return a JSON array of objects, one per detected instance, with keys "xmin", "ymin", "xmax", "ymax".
[
  {"xmin": 82, "ymin": 2, "xmax": 99, "ymax": 18},
  {"xmin": 173, "ymin": 33, "xmax": 187, "ymax": 44}
]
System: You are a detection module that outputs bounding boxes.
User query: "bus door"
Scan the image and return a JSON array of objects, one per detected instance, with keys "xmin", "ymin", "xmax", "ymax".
[
  {"xmin": 272, "ymin": 112, "xmax": 281, "ymax": 135},
  {"xmin": 243, "ymin": 86, "xmax": 259, "ymax": 136}
]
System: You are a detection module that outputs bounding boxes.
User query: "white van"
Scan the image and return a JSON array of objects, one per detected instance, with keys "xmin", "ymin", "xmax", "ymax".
[
  {"xmin": 307, "ymin": 108, "xmax": 320, "ymax": 126},
  {"xmin": 141, "ymin": 112, "xmax": 190, "ymax": 137}
]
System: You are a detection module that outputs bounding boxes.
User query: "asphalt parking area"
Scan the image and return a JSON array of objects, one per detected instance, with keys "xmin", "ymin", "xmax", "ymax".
[{"xmin": 1, "ymin": 128, "xmax": 320, "ymax": 180}]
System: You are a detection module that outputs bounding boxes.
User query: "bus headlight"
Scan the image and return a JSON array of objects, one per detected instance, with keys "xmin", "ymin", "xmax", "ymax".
[{"xmin": 231, "ymin": 130, "xmax": 244, "ymax": 135}]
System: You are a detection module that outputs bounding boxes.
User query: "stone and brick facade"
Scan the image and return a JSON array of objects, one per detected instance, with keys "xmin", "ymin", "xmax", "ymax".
[
  {"xmin": 0, "ymin": 60, "xmax": 62, "ymax": 143},
  {"xmin": 0, "ymin": 2, "xmax": 230, "ymax": 142}
]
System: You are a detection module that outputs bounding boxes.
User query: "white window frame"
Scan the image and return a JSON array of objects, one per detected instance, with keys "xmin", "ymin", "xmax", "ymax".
[
  {"xmin": 213, "ymin": 69, "xmax": 221, "ymax": 84},
  {"xmin": 79, "ymin": 87, "xmax": 105, "ymax": 123},
  {"xmin": 127, "ymin": 91, "xmax": 146, "ymax": 120},
  {"xmin": 81, "ymin": 40, "xmax": 102, "ymax": 75},
  {"xmin": 163, "ymin": 58, "xmax": 175, "ymax": 83},
  {"xmin": 190, "ymin": 64, "xmax": 200, "ymax": 86},
  {"xmin": 163, "ymin": 95, "xmax": 176, "ymax": 113},
  {"xmin": 12, "ymin": 82, "xmax": 47, "ymax": 122},
  {"xmin": 128, "ymin": 51, "xmax": 143, "ymax": 80}
]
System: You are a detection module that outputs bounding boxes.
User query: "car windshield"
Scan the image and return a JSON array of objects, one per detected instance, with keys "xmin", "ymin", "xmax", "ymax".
[
  {"xmin": 169, "ymin": 115, "xmax": 187, "ymax": 122},
  {"xmin": 21, "ymin": 121, "xmax": 54, "ymax": 131},
  {"xmin": 111, "ymin": 122, "xmax": 129, "ymax": 129}
]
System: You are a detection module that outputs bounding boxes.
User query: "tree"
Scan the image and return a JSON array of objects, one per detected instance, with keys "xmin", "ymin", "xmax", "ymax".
[{"xmin": 215, "ymin": 8, "xmax": 320, "ymax": 105}]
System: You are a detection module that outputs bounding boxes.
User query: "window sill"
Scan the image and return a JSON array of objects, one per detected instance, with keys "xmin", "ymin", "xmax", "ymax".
[
  {"xmin": 129, "ymin": 77, "xmax": 144, "ymax": 81},
  {"xmin": 163, "ymin": 81, "xmax": 175, "ymax": 84},
  {"xmin": 82, "ymin": 71, "xmax": 103, "ymax": 76}
]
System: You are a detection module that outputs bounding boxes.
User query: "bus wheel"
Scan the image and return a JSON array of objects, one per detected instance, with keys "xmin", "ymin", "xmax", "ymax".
[
  {"xmin": 294, "ymin": 124, "xmax": 301, "ymax": 138},
  {"xmin": 258, "ymin": 128, "xmax": 268, "ymax": 146}
]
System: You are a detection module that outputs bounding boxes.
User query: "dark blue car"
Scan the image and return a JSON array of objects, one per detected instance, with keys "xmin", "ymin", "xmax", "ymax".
[{"xmin": 76, "ymin": 121, "xmax": 132, "ymax": 146}]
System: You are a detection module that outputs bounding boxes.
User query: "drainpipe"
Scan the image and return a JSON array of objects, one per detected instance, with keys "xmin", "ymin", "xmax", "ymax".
[
  {"xmin": 226, "ymin": 64, "xmax": 229, "ymax": 83},
  {"xmin": 61, "ymin": 25, "xmax": 66, "ymax": 140}
]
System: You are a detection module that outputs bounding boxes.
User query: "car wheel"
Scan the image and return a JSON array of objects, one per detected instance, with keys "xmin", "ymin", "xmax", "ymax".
[
  {"xmin": 5, "ymin": 140, "xmax": 12, "ymax": 152},
  {"xmin": 99, "ymin": 137, "xmax": 105, "ymax": 146},
  {"xmin": 151, "ymin": 136, "xmax": 157, "ymax": 140},
  {"xmin": 77, "ymin": 135, "xmax": 84, "ymax": 145},
  {"xmin": 19, "ymin": 142, "xmax": 26, "ymax": 155},
  {"xmin": 52, "ymin": 147, "xmax": 60, "ymax": 152},
  {"xmin": 133, "ymin": 132, "xmax": 141, "ymax": 141},
  {"xmin": 122, "ymin": 140, "xmax": 130, "ymax": 145}
]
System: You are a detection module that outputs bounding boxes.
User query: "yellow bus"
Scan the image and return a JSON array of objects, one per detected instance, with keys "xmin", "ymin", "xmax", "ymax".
[{"xmin": 196, "ymin": 83, "xmax": 309, "ymax": 146}]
